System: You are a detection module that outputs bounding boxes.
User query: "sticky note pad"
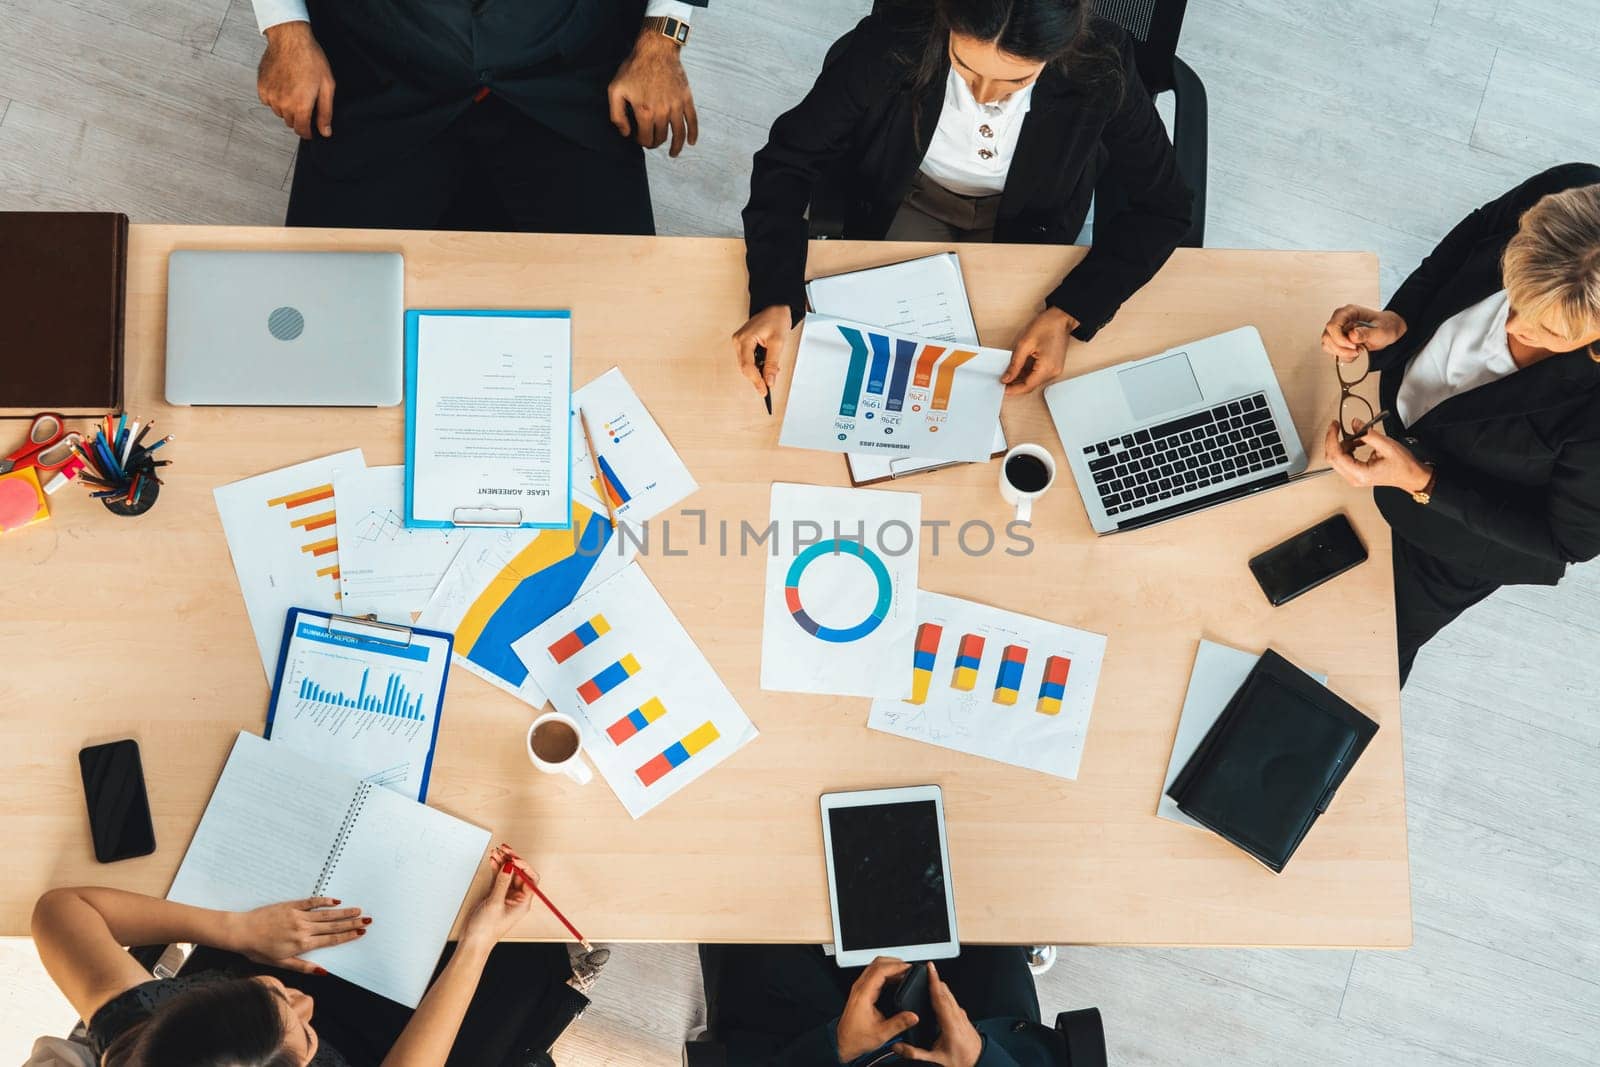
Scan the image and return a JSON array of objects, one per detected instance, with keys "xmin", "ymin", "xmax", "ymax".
[{"xmin": 0, "ymin": 467, "xmax": 49, "ymax": 533}]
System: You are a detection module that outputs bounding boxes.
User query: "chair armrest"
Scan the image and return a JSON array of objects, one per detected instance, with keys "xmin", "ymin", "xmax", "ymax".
[
  {"xmin": 1054, "ymin": 1007, "xmax": 1107, "ymax": 1067},
  {"xmin": 1170, "ymin": 55, "xmax": 1208, "ymax": 248}
]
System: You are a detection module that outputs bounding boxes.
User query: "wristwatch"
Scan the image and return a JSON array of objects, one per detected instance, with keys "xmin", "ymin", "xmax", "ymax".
[
  {"xmin": 1411, "ymin": 464, "xmax": 1437, "ymax": 505},
  {"xmin": 643, "ymin": 15, "xmax": 690, "ymax": 46}
]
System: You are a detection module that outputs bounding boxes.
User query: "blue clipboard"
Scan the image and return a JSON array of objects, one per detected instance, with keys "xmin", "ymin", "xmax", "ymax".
[
  {"xmin": 403, "ymin": 308, "xmax": 574, "ymax": 530},
  {"xmin": 264, "ymin": 608, "xmax": 455, "ymax": 802}
]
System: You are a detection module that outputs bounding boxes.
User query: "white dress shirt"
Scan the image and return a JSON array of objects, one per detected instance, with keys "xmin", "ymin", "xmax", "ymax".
[
  {"xmin": 917, "ymin": 66, "xmax": 1036, "ymax": 198},
  {"xmin": 1396, "ymin": 289, "xmax": 1519, "ymax": 426},
  {"xmin": 252, "ymin": 0, "xmax": 698, "ymax": 34}
]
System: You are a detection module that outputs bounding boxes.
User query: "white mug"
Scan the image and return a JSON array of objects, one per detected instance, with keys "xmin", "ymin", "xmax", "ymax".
[
  {"xmin": 998, "ymin": 443, "xmax": 1058, "ymax": 523},
  {"xmin": 526, "ymin": 712, "xmax": 594, "ymax": 785}
]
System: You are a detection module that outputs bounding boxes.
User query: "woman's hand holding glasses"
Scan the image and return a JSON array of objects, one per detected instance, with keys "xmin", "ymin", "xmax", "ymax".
[{"xmin": 1321, "ymin": 306, "xmax": 1407, "ymax": 362}]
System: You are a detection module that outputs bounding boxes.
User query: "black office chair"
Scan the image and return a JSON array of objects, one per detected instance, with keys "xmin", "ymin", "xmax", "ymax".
[
  {"xmin": 806, "ymin": 0, "xmax": 1207, "ymax": 247},
  {"xmin": 682, "ymin": 948, "xmax": 1107, "ymax": 1067},
  {"xmin": 1091, "ymin": 0, "xmax": 1208, "ymax": 247}
]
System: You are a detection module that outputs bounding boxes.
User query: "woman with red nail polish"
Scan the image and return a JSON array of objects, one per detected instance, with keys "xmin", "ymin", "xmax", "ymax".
[{"xmin": 31, "ymin": 850, "xmax": 572, "ymax": 1067}]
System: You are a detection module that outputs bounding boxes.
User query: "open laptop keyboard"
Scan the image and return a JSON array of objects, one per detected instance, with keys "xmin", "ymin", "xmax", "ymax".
[{"xmin": 1083, "ymin": 392, "xmax": 1288, "ymax": 517}]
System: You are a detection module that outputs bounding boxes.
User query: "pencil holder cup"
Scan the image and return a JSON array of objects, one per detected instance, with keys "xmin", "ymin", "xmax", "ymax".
[{"xmin": 103, "ymin": 479, "xmax": 159, "ymax": 517}]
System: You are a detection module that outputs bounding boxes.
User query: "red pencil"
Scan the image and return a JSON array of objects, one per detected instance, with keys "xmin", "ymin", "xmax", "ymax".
[{"xmin": 501, "ymin": 859, "xmax": 591, "ymax": 951}]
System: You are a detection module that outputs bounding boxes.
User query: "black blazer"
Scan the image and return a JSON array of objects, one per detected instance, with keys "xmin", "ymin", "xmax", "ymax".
[
  {"xmin": 300, "ymin": 0, "xmax": 708, "ymax": 178},
  {"xmin": 1373, "ymin": 162, "xmax": 1600, "ymax": 586},
  {"xmin": 741, "ymin": 14, "xmax": 1193, "ymax": 340}
]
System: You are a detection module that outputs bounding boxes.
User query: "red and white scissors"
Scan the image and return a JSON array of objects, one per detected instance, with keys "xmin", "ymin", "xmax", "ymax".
[{"xmin": 0, "ymin": 413, "xmax": 82, "ymax": 474}]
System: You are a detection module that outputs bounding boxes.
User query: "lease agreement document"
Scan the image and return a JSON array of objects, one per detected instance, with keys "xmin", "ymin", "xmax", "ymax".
[{"xmin": 406, "ymin": 310, "xmax": 571, "ymax": 528}]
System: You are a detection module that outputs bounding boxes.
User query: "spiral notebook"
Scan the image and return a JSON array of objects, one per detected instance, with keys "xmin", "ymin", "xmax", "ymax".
[{"xmin": 168, "ymin": 732, "xmax": 490, "ymax": 1007}]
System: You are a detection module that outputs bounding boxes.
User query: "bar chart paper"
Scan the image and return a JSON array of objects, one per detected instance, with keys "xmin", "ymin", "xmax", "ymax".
[
  {"xmin": 512, "ymin": 563, "xmax": 757, "ymax": 818},
  {"xmin": 264, "ymin": 613, "xmax": 454, "ymax": 801},
  {"xmin": 868, "ymin": 591, "xmax": 1106, "ymax": 780},
  {"xmin": 779, "ymin": 314, "xmax": 1008, "ymax": 462}
]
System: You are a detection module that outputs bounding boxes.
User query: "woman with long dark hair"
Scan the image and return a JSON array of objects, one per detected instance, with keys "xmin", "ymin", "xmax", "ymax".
[
  {"xmin": 32, "ymin": 844, "xmax": 567, "ymax": 1066},
  {"xmin": 733, "ymin": 0, "xmax": 1193, "ymax": 398}
]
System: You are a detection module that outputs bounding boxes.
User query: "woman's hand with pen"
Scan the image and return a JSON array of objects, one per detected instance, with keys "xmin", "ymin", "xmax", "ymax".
[
  {"xmin": 732, "ymin": 305, "xmax": 793, "ymax": 399},
  {"xmin": 460, "ymin": 844, "xmax": 537, "ymax": 948},
  {"xmin": 1321, "ymin": 306, "xmax": 1406, "ymax": 362},
  {"xmin": 225, "ymin": 896, "xmax": 368, "ymax": 975}
]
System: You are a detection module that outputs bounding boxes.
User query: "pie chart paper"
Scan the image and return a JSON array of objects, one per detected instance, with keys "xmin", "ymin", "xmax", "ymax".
[
  {"xmin": 779, "ymin": 314, "xmax": 1009, "ymax": 463},
  {"xmin": 761, "ymin": 482, "xmax": 920, "ymax": 698}
]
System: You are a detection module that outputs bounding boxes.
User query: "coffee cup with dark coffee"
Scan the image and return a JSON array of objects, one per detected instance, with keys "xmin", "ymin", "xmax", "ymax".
[
  {"xmin": 999, "ymin": 443, "xmax": 1058, "ymax": 522},
  {"xmin": 526, "ymin": 711, "xmax": 593, "ymax": 784}
]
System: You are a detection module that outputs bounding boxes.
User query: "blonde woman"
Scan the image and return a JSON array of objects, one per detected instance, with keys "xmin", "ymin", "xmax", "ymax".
[{"xmin": 1319, "ymin": 163, "xmax": 1600, "ymax": 683}]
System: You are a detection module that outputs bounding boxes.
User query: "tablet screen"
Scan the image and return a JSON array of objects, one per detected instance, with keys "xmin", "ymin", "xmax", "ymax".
[{"xmin": 828, "ymin": 799, "xmax": 951, "ymax": 951}]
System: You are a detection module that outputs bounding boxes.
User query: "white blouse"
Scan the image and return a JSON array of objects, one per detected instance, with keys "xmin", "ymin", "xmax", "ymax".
[
  {"xmin": 917, "ymin": 66, "xmax": 1036, "ymax": 197},
  {"xmin": 1396, "ymin": 290, "xmax": 1519, "ymax": 426}
]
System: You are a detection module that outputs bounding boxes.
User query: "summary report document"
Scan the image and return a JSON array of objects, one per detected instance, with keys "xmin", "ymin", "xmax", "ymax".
[
  {"xmin": 169, "ymin": 733, "xmax": 490, "ymax": 1008},
  {"xmin": 405, "ymin": 309, "xmax": 572, "ymax": 529}
]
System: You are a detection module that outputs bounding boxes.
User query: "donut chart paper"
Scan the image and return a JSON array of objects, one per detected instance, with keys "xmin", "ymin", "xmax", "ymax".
[
  {"xmin": 780, "ymin": 314, "xmax": 1008, "ymax": 463},
  {"xmin": 760, "ymin": 483, "xmax": 920, "ymax": 698}
]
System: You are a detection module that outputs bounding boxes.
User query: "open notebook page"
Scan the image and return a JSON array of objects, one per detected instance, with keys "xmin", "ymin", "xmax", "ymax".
[
  {"xmin": 167, "ymin": 732, "xmax": 350, "ymax": 912},
  {"xmin": 313, "ymin": 783, "xmax": 490, "ymax": 1007}
]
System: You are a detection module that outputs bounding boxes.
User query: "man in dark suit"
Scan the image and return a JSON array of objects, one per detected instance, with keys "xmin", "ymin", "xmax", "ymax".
[{"xmin": 250, "ymin": 0, "xmax": 708, "ymax": 233}]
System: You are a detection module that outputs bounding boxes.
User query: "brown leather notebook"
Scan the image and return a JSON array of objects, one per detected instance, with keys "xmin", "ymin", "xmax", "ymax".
[{"xmin": 0, "ymin": 211, "xmax": 129, "ymax": 417}]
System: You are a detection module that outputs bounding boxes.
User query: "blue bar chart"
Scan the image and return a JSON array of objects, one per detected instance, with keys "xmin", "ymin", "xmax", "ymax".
[{"xmin": 296, "ymin": 667, "xmax": 427, "ymax": 720}]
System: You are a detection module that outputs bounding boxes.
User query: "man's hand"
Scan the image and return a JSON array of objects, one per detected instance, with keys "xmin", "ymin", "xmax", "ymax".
[
  {"xmin": 732, "ymin": 305, "xmax": 793, "ymax": 399},
  {"xmin": 891, "ymin": 962, "xmax": 984, "ymax": 1067},
  {"xmin": 224, "ymin": 897, "xmax": 366, "ymax": 975},
  {"xmin": 607, "ymin": 32, "xmax": 698, "ymax": 156},
  {"xmin": 1003, "ymin": 307, "xmax": 1077, "ymax": 395},
  {"xmin": 836, "ymin": 957, "xmax": 920, "ymax": 1062},
  {"xmin": 258, "ymin": 21, "xmax": 336, "ymax": 139},
  {"xmin": 1322, "ymin": 419, "xmax": 1432, "ymax": 492}
]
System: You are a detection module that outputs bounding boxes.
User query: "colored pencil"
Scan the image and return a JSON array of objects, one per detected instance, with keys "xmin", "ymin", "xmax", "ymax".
[{"xmin": 500, "ymin": 859, "xmax": 591, "ymax": 950}]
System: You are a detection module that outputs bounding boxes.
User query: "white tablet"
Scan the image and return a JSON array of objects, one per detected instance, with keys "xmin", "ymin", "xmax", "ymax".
[{"xmin": 820, "ymin": 785, "xmax": 960, "ymax": 967}]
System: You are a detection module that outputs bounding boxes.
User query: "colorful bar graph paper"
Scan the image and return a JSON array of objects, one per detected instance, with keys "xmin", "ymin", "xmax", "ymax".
[
  {"xmin": 548, "ymin": 614, "xmax": 611, "ymax": 664},
  {"xmin": 911, "ymin": 622, "xmax": 943, "ymax": 705},
  {"xmin": 577, "ymin": 653, "xmax": 640, "ymax": 704},
  {"xmin": 297, "ymin": 667, "xmax": 426, "ymax": 720},
  {"xmin": 866, "ymin": 331, "xmax": 892, "ymax": 395},
  {"xmin": 913, "ymin": 345, "xmax": 948, "ymax": 388},
  {"xmin": 884, "ymin": 338, "xmax": 916, "ymax": 412},
  {"xmin": 837, "ymin": 326, "xmax": 870, "ymax": 417},
  {"xmin": 266, "ymin": 484, "xmax": 334, "ymax": 510},
  {"xmin": 635, "ymin": 721, "xmax": 720, "ymax": 786},
  {"xmin": 606, "ymin": 696, "xmax": 667, "ymax": 744},
  {"xmin": 952, "ymin": 633, "xmax": 985, "ymax": 691},
  {"xmin": 931, "ymin": 350, "xmax": 980, "ymax": 411},
  {"xmin": 290, "ymin": 509, "xmax": 337, "ymax": 532},
  {"xmin": 994, "ymin": 644, "xmax": 1028, "ymax": 705},
  {"xmin": 595, "ymin": 454, "xmax": 631, "ymax": 507},
  {"xmin": 1037, "ymin": 655, "xmax": 1071, "ymax": 715},
  {"xmin": 302, "ymin": 536, "xmax": 338, "ymax": 557}
]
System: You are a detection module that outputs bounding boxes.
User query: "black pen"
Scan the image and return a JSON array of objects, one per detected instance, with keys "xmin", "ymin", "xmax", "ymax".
[{"xmin": 754, "ymin": 344, "xmax": 772, "ymax": 416}]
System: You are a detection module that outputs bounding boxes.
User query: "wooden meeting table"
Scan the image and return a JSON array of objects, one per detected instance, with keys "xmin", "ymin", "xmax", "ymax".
[{"xmin": 0, "ymin": 226, "xmax": 1409, "ymax": 949}]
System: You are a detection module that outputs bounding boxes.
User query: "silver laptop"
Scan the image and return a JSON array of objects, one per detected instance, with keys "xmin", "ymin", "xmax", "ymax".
[
  {"xmin": 1044, "ymin": 326, "xmax": 1318, "ymax": 534},
  {"xmin": 165, "ymin": 250, "xmax": 404, "ymax": 406}
]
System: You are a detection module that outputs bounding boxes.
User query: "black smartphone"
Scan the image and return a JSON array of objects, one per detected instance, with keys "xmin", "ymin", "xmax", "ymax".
[
  {"xmin": 1249, "ymin": 514, "xmax": 1368, "ymax": 606},
  {"xmin": 875, "ymin": 961, "xmax": 938, "ymax": 1048},
  {"xmin": 78, "ymin": 740, "xmax": 156, "ymax": 862}
]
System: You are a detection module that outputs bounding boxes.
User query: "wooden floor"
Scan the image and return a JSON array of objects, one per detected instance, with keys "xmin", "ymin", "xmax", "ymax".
[{"xmin": 3, "ymin": 0, "xmax": 1599, "ymax": 1063}]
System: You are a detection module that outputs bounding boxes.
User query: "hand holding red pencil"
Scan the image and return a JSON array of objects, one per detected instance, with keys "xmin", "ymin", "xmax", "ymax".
[
  {"xmin": 460, "ymin": 843, "xmax": 538, "ymax": 948},
  {"xmin": 479, "ymin": 841, "xmax": 593, "ymax": 952}
]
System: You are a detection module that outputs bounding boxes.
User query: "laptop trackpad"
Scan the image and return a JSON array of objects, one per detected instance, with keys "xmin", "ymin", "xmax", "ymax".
[{"xmin": 1117, "ymin": 352, "xmax": 1203, "ymax": 422}]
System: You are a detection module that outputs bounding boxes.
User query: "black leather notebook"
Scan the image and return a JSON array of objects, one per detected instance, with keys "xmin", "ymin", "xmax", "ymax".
[
  {"xmin": 1166, "ymin": 648, "xmax": 1378, "ymax": 873},
  {"xmin": 0, "ymin": 211, "xmax": 128, "ymax": 416}
]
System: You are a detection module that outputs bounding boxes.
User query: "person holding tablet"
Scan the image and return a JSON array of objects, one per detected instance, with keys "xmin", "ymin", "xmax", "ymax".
[
  {"xmin": 31, "ymin": 844, "xmax": 568, "ymax": 1066},
  {"xmin": 1317, "ymin": 163, "xmax": 1600, "ymax": 683},
  {"xmin": 698, "ymin": 947, "xmax": 1056, "ymax": 1065},
  {"xmin": 733, "ymin": 0, "xmax": 1193, "ymax": 401}
]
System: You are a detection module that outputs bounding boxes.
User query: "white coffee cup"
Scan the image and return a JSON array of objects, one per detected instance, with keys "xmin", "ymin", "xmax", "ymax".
[
  {"xmin": 526, "ymin": 712, "xmax": 593, "ymax": 785},
  {"xmin": 999, "ymin": 443, "xmax": 1058, "ymax": 522}
]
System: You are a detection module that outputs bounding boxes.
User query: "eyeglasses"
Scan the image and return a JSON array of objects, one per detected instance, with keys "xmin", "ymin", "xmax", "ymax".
[{"xmin": 1335, "ymin": 348, "xmax": 1393, "ymax": 453}]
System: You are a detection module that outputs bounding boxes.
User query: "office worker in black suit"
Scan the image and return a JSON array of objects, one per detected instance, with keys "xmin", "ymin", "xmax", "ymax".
[
  {"xmin": 1319, "ymin": 163, "xmax": 1600, "ymax": 683},
  {"xmin": 251, "ymin": 0, "xmax": 708, "ymax": 234},
  {"xmin": 733, "ymin": 0, "xmax": 1193, "ymax": 400}
]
